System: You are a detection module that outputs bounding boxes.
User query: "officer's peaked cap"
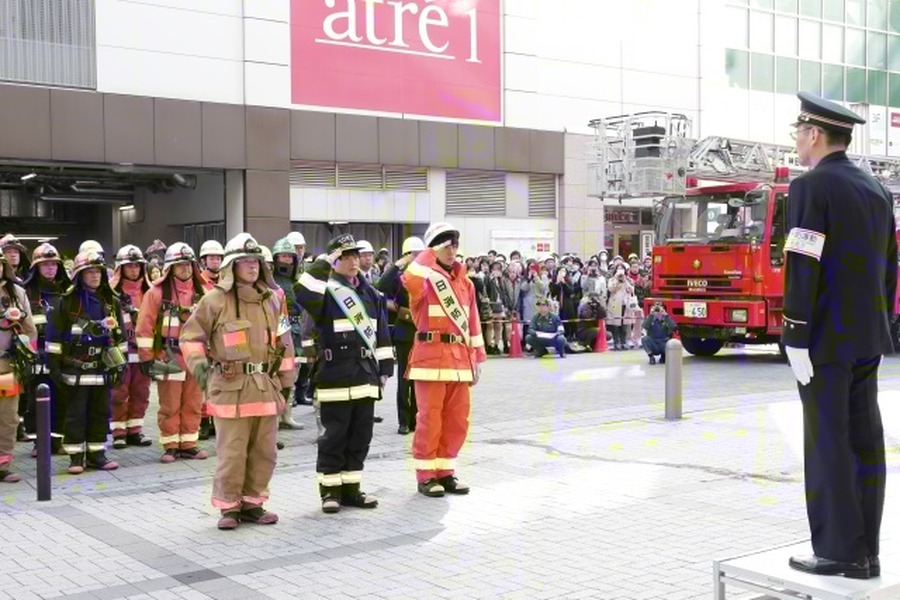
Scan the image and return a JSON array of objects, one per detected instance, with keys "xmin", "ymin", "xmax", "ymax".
[
  {"xmin": 795, "ymin": 91, "xmax": 865, "ymax": 132},
  {"xmin": 326, "ymin": 233, "xmax": 365, "ymax": 256}
]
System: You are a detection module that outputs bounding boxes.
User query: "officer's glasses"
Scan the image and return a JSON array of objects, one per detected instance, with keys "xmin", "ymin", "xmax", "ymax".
[{"xmin": 790, "ymin": 125, "xmax": 815, "ymax": 141}]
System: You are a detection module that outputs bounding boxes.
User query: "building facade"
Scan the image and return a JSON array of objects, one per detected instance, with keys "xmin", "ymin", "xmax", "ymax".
[{"xmin": 0, "ymin": 0, "xmax": 897, "ymax": 258}]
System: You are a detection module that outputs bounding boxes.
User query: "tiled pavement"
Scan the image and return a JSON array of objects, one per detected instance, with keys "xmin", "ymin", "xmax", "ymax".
[{"xmin": 1, "ymin": 346, "xmax": 898, "ymax": 599}]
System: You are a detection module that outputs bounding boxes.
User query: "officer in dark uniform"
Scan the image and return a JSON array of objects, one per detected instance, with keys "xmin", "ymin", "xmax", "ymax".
[
  {"xmin": 375, "ymin": 236, "xmax": 424, "ymax": 435},
  {"xmin": 782, "ymin": 92, "xmax": 895, "ymax": 580},
  {"xmin": 295, "ymin": 234, "xmax": 394, "ymax": 514}
]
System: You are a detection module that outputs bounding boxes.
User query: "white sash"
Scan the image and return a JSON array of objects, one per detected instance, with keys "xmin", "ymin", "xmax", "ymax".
[
  {"xmin": 325, "ymin": 279, "xmax": 377, "ymax": 353},
  {"xmin": 426, "ymin": 269, "xmax": 470, "ymax": 345}
]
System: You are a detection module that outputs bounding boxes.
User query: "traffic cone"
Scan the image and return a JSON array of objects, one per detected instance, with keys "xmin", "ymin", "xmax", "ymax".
[
  {"xmin": 508, "ymin": 317, "xmax": 524, "ymax": 358},
  {"xmin": 594, "ymin": 320, "xmax": 609, "ymax": 353}
]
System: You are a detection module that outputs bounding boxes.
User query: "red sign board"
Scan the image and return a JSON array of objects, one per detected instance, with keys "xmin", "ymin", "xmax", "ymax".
[
  {"xmin": 891, "ymin": 112, "xmax": 900, "ymax": 128},
  {"xmin": 290, "ymin": 0, "xmax": 502, "ymax": 122}
]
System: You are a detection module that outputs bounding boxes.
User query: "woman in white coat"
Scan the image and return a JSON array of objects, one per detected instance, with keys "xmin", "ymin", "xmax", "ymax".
[{"xmin": 605, "ymin": 266, "xmax": 635, "ymax": 351}]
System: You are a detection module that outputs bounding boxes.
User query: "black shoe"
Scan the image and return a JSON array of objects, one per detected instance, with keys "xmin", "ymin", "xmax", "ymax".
[
  {"xmin": 869, "ymin": 556, "xmax": 880, "ymax": 577},
  {"xmin": 373, "ymin": 415, "xmax": 383, "ymax": 423},
  {"xmin": 276, "ymin": 441, "xmax": 284, "ymax": 450},
  {"xmin": 659, "ymin": 354, "xmax": 666, "ymax": 364},
  {"xmin": 340, "ymin": 483, "xmax": 378, "ymax": 509},
  {"xmin": 788, "ymin": 555, "xmax": 871, "ymax": 579},
  {"xmin": 437, "ymin": 475, "xmax": 470, "ymax": 495},
  {"xmin": 126, "ymin": 432, "xmax": 152, "ymax": 447},
  {"xmin": 296, "ymin": 398, "xmax": 314, "ymax": 406},
  {"xmin": 16, "ymin": 422, "xmax": 28, "ymax": 442},
  {"xmin": 418, "ymin": 478, "xmax": 445, "ymax": 497},
  {"xmin": 198, "ymin": 418, "xmax": 211, "ymax": 441},
  {"xmin": 398, "ymin": 425, "xmax": 410, "ymax": 435},
  {"xmin": 112, "ymin": 436, "xmax": 127, "ymax": 449},
  {"xmin": 86, "ymin": 451, "xmax": 119, "ymax": 471},
  {"xmin": 648, "ymin": 355, "xmax": 656, "ymax": 365}
]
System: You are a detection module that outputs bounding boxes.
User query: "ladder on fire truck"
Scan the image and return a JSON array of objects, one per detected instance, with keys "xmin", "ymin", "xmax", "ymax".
[{"xmin": 586, "ymin": 111, "xmax": 900, "ymax": 199}]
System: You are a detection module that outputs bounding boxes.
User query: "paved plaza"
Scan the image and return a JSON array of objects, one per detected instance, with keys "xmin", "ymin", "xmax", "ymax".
[{"xmin": 1, "ymin": 347, "xmax": 898, "ymax": 600}]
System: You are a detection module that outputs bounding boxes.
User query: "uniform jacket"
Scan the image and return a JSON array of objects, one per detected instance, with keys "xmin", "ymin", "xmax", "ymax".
[
  {"xmin": 45, "ymin": 284, "xmax": 127, "ymax": 386},
  {"xmin": 402, "ymin": 249, "xmax": 486, "ymax": 382},
  {"xmin": 115, "ymin": 278, "xmax": 148, "ymax": 364},
  {"xmin": 273, "ymin": 263, "xmax": 312, "ymax": 362},
  {"xmin": 641, "ymin": 313, "xmax": 677, "ymax": 342},
  {"xmin": 180, "ymin": 278, "xmax": 295, "ymax": 418},
  {"xmin": 136, "ymin": 275, "xmax": 211, "ymax": 377},
  {"xmin": 0, "ymin": 279, "xmax": 38, "ymax": 395},
  {"xmin": 24, "ymin": 277, "xmax": 65, "ymax": 373},
  {"xmin": 295, "ymin": 260, "xmax": 394, "ymax": 401},
  {"xmin": 529, "ymin": 312, "xmax": 564, "ymax": 339},
  {"xmin": 376, "ymin": 262, "xmax": 416, "ymax": 344},
  {"xmin": 782, "ymin": 151, "xmax": 898, "ymax": 363}
]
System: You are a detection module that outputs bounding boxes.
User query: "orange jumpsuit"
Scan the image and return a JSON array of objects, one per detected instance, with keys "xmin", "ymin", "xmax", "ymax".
[
  {"xmin": 136, "ymin": 276, "xmax": 210, "ymax": 451},
  {"xmin": 110, "ymin": 277, "xmax": 151, "ymax": 439},
  {"xmin": 402, "ymin": 249, "xmax": 486, "ymax": 483}
]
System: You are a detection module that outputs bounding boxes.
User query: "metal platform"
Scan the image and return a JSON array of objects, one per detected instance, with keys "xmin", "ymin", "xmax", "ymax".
[{"xmin": 714, "ymin": 540, "xmax": 899, "ymax": 600}]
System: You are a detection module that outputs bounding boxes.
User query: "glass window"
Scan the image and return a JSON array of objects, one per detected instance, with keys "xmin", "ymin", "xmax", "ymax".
[
  {"xmin": 801, "ymin": 0, "xmax": 823, "ymax": 15},
  {"xmin": 823, "ymin": 24, "xmax": 844, "ymax": 62},
  {"xmin": 889, "ymin": 34, "xmax": 900, "ymax": 70},
  {"xmin": 823, "ymin": 64, "xmax": 844, "ymax": 99},
  {"xmin": 889, "ymin": 72, "xmax": 900, "ymax": 105},
  {"xmin": 869, "ymin": 69, "xmax": 888, "ymax": 103},
  {"xmin": 777, "ymin": 0, "xmax": 799, "ymax": 10},
  {"xmin": 726, "ymin": 49, "xmax": 751, "ymax": 88},
  {"xmin": 750, "ymin": 11, "xmax": 775, "ymax": 51},
  {"xmin": 777, "ymin": 56, "xmax": 800, "ymax": 92},
  {"xmin": 868, "ymin": 32, "xmax": 888, "ymax": 67},
  {"xmin": 846, "ymin": 66, "xmax": 867, "ymax": 100},
  {"xmin": 799, "ymin": 19, "xmax": 821, "ymax": 58},
  {"xmin": 846, "ymin": 0, "xmax": 866, "ymax": 23},
  {"xmin": 726, "ymin": 6, "xmax": 750, "ymax": 48},
  {"xmin": 845, "ymin": 28, "xmax": 866, "ymax": 65},
  {"xmin": 824, "ymin": 0, "xmax": 845, "ymax": 19},
  {"xmin": 869, "ymin": 0, "xmax": 889, "ymax": 28},
  {"xmin": 891, "ymin": 0, "xmax": 900, "ymax": 31},
  {"xmin": 751, "ymin": 0, "xmax": 775, "ymax": 7},
  {"xmin": 775, "ymin": 16, "xmax": 799, "ymax": 53},
  {"xmin": 751, "ymin": 53, "xmax": 776, "ymax": 90},
  {"xmin": 801, "ymin": 60, "xmax": 822, "ymax": 92}
]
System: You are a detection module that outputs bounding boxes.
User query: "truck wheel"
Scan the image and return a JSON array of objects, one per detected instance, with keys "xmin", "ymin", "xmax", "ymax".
[{"xmin": 680, "ymin": 336, "xmax": 723, "ymax": 357}]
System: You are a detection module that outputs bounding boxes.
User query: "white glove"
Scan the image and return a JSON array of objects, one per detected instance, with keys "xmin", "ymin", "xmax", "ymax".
[
  {"xmin": 785, "ymin": 345, "xmax": 814, "ymax": 386},
  {"xmin": 472, "ymin": 363, "xmax": 482, "ymax": 386}
]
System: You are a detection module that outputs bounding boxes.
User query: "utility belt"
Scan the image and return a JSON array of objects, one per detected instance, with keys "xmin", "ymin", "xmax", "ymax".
[
  {"xmin": 417, "ymin": 331, "xmax": 466, "ymax": 344},
  {"xmin": 319, "ymin": 346, "xmax": 374, "ymax": 362},
  {"xmin": 212, "ymin": 360, "xmax": 271, "ymax": 377}
]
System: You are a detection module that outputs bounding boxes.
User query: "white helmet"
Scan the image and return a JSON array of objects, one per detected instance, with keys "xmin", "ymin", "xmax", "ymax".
[
  {"xmin": 79, "ymin": 240, "xmax": 105, "ymax": 256},
  {"xmin": 357, "ymin": 240, "xmax": 375, "ymax": 254},
  {"xmin": 402, "ymin": 236, "xmax": 425, "ymax": 255},
  {"xmin": 286, "ymin": 231, "xmax": 306, "ymax": 246},
  {"xmin": 163, "ymin": 242, "xmax": 196, "ymax": 267},
  {"xmin": 115, "ymin": 245, "xmax": 145, "ymax": 267},
  {"xmin": 199, "ymin": 240, "xmax": 224, "ymax": 258},
  {"xmin": 423, "ymin": 222, "xmax": 459, "ymax": 248},
  {"xmin": 221, "ymin": 233, "xmax": 264, "ymax": 269},
  {"xmin": 260, "ymin": 245, "xmax": 273, "ymax": 264}
]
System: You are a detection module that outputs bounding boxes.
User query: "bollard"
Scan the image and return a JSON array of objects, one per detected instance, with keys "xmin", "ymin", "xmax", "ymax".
[
  {"xmin": 35, "ymin": 383, "xmax": 52, "ymax": 501},
  {"xmin": 664, "ymin": 338, "xmax": 683, "ymax": 420}
]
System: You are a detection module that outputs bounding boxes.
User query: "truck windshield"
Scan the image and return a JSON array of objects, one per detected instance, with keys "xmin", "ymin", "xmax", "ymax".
[{"xmin": 658, "ymin": 190, "xmax": 768, "ymax": 244}]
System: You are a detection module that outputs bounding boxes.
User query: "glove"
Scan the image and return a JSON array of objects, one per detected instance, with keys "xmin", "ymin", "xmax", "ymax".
[
  {"xmin": 472, "ymin": 363, "xmax": 482, "ymax": 386},
  {"xmin": 140, "ymin": 360, "xmax": 154, "ymax": 378},
  {"xmin": 280, "ymin": 387, "xmax": 291, "ymax": 402},
  {"xmin": 785, "ymin": 345, "xmax": 813, "ymax": 386},
  {"xmin": 380, "ymin": 375, "xmax": 388, "ymax": 388},
  {"xmin": 193, "ymin": 362, "xmax": 210, "ymax": 392}
]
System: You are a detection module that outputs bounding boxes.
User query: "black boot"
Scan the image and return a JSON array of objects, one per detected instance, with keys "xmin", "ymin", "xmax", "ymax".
[
  {"xmin": 320, "ymin": 484, "xmax": 341, "ymax": 514},
  {"xmin": 340, "ymin": 482, "xmax": 378, "ymax": 508},
  {"xmin": 126, "ymin": 432, "xmax": 152, "ymax": 446},
  {"xmin": 86, "ymin": 450, "xmax": 119, "ymax": 471},
  {"xmin": 199, "ymin": 417, "xmax": 211, "ymax": 441}
]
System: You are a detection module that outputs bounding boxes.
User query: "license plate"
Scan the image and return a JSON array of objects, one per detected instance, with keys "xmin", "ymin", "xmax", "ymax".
[{"xmin": 683, "ymin": 302, "xmax": 708, "ymax": 319}]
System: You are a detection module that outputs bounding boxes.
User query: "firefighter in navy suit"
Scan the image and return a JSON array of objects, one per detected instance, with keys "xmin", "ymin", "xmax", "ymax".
[{"xmin": 783, "ymin": 92, "xmax": 895, "ymax": 580}]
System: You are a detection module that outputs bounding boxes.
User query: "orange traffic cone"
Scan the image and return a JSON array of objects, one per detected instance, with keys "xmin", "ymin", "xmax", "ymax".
[
  {"xmin": 508, "ymin": 317, "xmax": 524, "ymax": 358},
  {"xmin": 594, "ymin": 320, "xmax": 609, "ymax": 353}
]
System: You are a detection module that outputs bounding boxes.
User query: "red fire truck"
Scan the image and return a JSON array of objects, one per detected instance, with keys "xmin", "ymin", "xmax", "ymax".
[{"xmin": 588, "ymin": 112, "xmax": 900, "ymax": 357}]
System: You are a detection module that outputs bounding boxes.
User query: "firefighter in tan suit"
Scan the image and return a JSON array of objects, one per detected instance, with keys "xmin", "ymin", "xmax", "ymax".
[{"xmin": 180, "ymin": 233, "xmax": 295, "ymax": 530}]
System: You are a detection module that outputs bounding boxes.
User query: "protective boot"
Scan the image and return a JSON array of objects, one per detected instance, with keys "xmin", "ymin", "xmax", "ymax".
[{"xmin": 278, "ymin": 402, "xmax": 303, "ymax": 430}]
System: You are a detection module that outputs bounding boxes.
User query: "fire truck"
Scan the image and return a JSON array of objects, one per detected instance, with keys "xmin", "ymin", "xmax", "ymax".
[{"xmin": 587, "ymin": 112, "xmax": 900, "ymax": 357}]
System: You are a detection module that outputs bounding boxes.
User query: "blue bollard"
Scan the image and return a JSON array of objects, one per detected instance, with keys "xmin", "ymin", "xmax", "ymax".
[{"xmin": 35, "ymin": 383, "xmax": 51, "ymax": 501}]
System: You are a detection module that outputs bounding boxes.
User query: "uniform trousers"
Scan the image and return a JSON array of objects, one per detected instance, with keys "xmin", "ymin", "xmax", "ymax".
[
  {"xmin": 394, "ymin": 341, "xmax": 417, "ymax": 429},
  {"xmin": 317, "ymin": 399, "xmax": 375, "ymax": 491},
  {"xmin": 211, "ymin": 415, "xmax": 278, "ymax": 511},
  {"xmin": 157, "ymin": 375, "xmax": 203, "ymax": 450},
  {"xmin": 110, "ymin": 363, "xmax": 151, "ymax": 438},
  {"xmin": 798, "ymin": 357, "xmax": 886, "ymax": 562},
  {"xmin": 292, "ymin": 362, "xmax": 312, "ymax": 405},
  {"xmin": 641, "ymin": 337, "xmax": 667, "ymax": 357},
  {"xmin": 0, "ymin": 362, "xmax": 18, "ymax": 469},
  {"xmin": 412, "ymin": 381, "xmax": 470, "ymax": 483},
  {"xmin": 60, "ymin": 382, "xmax": 111, "ymax": 454}
]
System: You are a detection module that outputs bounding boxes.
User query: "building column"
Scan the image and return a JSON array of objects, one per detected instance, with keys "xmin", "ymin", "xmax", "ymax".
[{"xmin": 244, "ymin": 107, "xmax": 291, "ymax": 246}]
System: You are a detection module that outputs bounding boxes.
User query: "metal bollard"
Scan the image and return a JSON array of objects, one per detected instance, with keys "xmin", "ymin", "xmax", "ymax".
[
  {"xmin": 35, "ymin": 383, "xmax": 52, "ymax": 501},
  {"xmin": 664, "ymin": 338, "xmax": 683, "ymax": 420}
]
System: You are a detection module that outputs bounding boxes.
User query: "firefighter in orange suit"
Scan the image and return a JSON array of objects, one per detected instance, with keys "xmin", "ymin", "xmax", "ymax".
[
  {"xmin": 180, "ymin": 233, "xmax": 295, "ymax": 529},
  {"xmin": 136, "ymin": 242, "xmax": 212, "ymax": 463},
  {"xmin": 109, "ymin": 245, "xmax": 153, "ymax": 449},
  {"xmin": 401, "ymin": 222, "xmax": 486, "ymax": 497}
]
